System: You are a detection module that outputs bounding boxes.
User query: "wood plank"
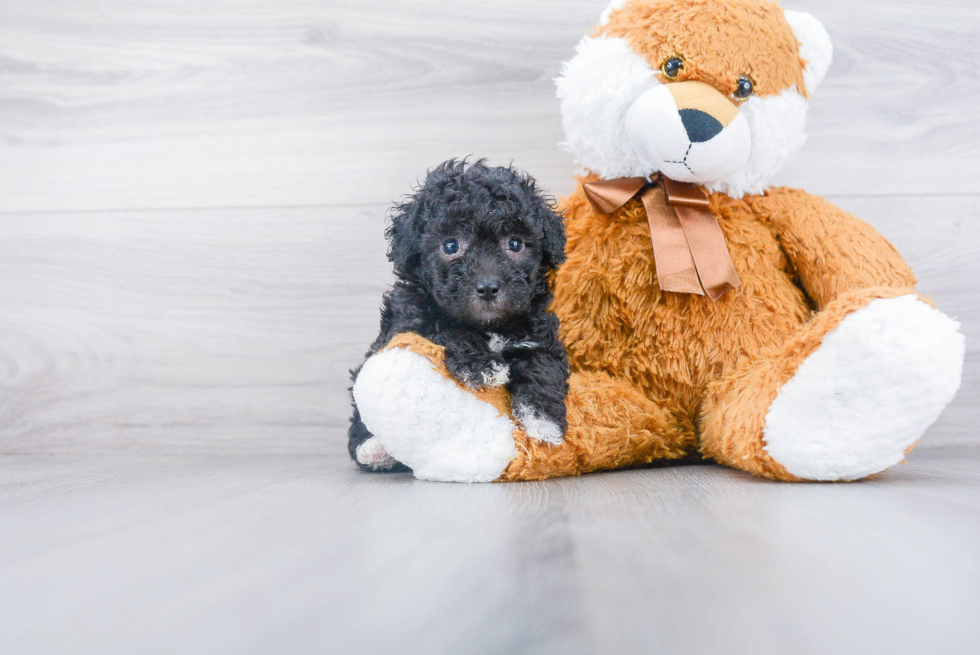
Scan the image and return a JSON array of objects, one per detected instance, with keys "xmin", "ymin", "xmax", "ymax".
[
  {"xmin": 0, "ymin": 448, "xmax": 978, "ymax": 653},
  {"xmin": 0, "ymin": 204, "xmax": 391, "ymax": 453},
  {"xmin": 1, "ymin": 0, "xmax": 978, "ymax": 213},
  {"xmin": 0, "ymin": 194, "xmax": 976, "ymax": 454}
]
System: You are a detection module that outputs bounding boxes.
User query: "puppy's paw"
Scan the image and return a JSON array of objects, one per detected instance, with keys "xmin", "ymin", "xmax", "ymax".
[
  {"xmin": 445, "ymin": 349, "xmax": 510, "ymax": 389},
  {"xmin": 477, "ymin": 360, "xmax": 511, "ymax": 387},
  {"xmin": 513, "ymin": 403, "xmax": 565, "ymax": 445},
  {"xmin": 355, "ymin": 437, "xmax": 398, "ymax": 471}
]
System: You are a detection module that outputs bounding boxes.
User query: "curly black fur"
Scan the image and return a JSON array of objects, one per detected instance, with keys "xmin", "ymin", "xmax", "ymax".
[{"xmin": 349, "ymin": 159, "xmax": 570, "ymax": 472}]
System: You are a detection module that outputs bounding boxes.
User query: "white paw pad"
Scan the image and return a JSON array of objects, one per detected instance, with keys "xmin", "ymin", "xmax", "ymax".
[
  {"xmin": 764, "ymin": 295, "xmax": 965, "ymax": 481},
  {"xmin": 352, "ymin": 348, "xmax": 518, "ymax": 483},
  {"xmin": 355, "ymin": 437, "xmax": 398, "ymax": 471},
  {"xmin": 514, "ymin": 404, "xmax": 565, "ymax": 445}
]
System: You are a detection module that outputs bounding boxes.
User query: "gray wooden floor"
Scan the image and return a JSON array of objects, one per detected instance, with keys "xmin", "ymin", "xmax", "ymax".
[
  {"xmin": 2, "ymin": 448, "xmax": 980, "ymax": 654},
  {"xmin": 1, "ymin": 0, "xmax": 979, "ymax": 652}
]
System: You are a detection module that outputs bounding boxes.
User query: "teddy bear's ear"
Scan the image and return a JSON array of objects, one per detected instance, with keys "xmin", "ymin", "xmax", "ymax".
[
  {"xmin": 598, "ymin": 0, "xmax": 629, "ymax": 26},
  {"xmin": 783, "ymin": 10, "xmax": 834, "ymax": 95}
]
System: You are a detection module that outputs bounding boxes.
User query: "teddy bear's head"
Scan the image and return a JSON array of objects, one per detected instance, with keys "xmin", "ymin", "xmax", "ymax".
[{"xmin": 556, "ymin": 0, "xmax": 833, "ymax": 198}]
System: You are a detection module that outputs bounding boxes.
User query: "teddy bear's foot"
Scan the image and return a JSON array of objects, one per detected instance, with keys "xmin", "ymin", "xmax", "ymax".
[
  {"xmin": 352, "ymin": 336, "xmax": 518, "ymax": 483},
  {"xmin": 763, "ymin": 294, "xmax": 964, "ymax": 481}
]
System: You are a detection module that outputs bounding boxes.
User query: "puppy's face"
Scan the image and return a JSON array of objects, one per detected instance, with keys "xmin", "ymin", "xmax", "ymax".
[
  {"xmin": 388, "ymin": 161, "xmax": 566, "ymax": 328},
  {"xmin": 421, "ymin": 211, "xmax": 539, "ymax": 327}
]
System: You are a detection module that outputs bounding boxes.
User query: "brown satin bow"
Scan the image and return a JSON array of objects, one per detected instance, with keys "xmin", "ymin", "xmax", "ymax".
[{"xmin": 583, "ymin": 175, "xmax": 741, "ymax": 301}]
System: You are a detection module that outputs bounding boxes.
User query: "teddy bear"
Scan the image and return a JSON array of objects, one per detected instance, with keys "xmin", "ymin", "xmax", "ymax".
[{"xmin": 351, "ymin": 0, "xmax": 965, "ymax": 483}]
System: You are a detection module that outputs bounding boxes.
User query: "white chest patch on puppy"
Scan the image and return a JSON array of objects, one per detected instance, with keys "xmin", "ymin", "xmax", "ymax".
[
  {"xmin": 487, "ymin": 333, "xmax": 509, "ymax": 353},
  {"xmin": 511, "ymin": 340, "xmax": 539, "ymax": 350},
  {"xmin": 487, "ymin": 333, "xmax": 539, "ymax": 353}
]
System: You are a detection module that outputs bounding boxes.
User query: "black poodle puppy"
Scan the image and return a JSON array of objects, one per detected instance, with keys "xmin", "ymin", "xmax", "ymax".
[{"xmin": 349, "ymin": 159, "xmax": 570, "ymax": 472}]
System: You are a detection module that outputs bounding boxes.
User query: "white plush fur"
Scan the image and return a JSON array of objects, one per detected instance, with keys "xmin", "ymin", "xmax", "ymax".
[
  {"xmin": 764, "ymin": 296, "xmax": 965, "ymax": 481},
  {"xmin": 556, "ymin": 33, "xmax": 813, "ymax": 198},
  {"xmin": 626, "ymin": 84, "xmax": 752, "ymax": 183},
  {"xmin": 784, "ymin": 10, "xmax": 834, "ymax": 95},
  {"xmin": 702, "ymin": 87, "xmax": 810, "ymax": 198},
  {"xmin": 514, "ymin": 403, "xmax": 565, "ymax": 445},
  {"xmin": 598, "ymin": 0, "xmax": 629, "ymax": 26},
  {"xmin": 556, "ymin": 36, "xmax": 661, "ymax": 180},
  {"xmin": 355, "ymin": 437, "xmax": 397, "ymax": 471},
  {"xmin": 353, "ymin": 347, "xmax": 517, "ymax": 483},
  {"xmin": 555, "ymin": 5, "xmax": 830, "ymax": 199}
]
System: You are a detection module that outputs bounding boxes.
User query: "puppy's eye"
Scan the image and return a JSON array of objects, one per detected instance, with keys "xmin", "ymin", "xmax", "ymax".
[
  {"xmin": 442, "ymin": 239, "xmax": 460, "ymax": 255},
  {"xmin": 734, "ymin": 76, "xmax": 754, "ymax": 100},
  {"xmin": 661, "ymin": 56, "xmax": 684, "ymax": 80},
  {"xmin": 506, "ymin": 237, "xmax": 524, "ymax": 253}
]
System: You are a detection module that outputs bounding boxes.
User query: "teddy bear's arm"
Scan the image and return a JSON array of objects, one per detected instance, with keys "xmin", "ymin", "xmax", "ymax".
[{"xmin": 752, "ymin": 187, "xmax": 917, "ymax": 308}]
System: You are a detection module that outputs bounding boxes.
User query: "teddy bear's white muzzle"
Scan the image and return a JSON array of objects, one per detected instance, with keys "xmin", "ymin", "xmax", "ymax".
[{"xmin": 626, "ymin": 83, "xmax": 751, "ymax": 183}]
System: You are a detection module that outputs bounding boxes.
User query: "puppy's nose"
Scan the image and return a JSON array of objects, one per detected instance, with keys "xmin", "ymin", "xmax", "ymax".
[
  {"xmin": 475, "ymin": 279, "xmax": 500, "ymax": 300},
  {"xmin": 679, "ymin": 108, "xmax": 724, "ymax": 143}
]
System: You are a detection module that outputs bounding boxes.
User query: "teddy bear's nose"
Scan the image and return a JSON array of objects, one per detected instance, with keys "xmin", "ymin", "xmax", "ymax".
[{"xmin": 679, "ymin": 108, "xmax": 724, "ymax": 143}]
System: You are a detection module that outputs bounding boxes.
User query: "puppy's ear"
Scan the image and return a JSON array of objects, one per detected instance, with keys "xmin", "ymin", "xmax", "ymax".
[
  {"xmin": 511, "ymin": 168, "xmax": 567, "ymax": 271},
  {"xmin": 387, "ymin": 160, "xmax": 465, "ymax": 275},
  {"xmin": 537, "ymin": 201, "xmax": 567, "ymax": 271},
  {"xmin": 386, "ymin": 193, "xmax": 425, "ymax": 276}
]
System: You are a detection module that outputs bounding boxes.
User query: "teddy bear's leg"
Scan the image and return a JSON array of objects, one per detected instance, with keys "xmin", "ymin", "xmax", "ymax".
[
  {"xmin": 353, "ymin": 333, "xmax": 692, "ymax": 483},
  {"xmin": 699, "ymin": 288, "xmax": 965, "ymax": 481},
  {"xmin": 500, "ymin": 368, "xmax": 696, "ymax": 481}
]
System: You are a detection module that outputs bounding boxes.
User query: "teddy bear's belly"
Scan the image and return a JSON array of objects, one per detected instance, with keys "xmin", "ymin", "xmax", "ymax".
[{"xmin": 554, "ymin": 211, "xmax": 811, "ymax": 422}]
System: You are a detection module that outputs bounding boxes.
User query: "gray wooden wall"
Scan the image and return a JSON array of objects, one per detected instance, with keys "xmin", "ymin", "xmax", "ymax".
[{"xmin": 1, "ymin": 0, "xmax": 977, "ymax": 454}]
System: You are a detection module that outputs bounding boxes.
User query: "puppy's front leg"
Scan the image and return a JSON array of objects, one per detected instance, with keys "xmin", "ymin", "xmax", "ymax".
[
  {"xmin": 435, "ymin": 330, "xmax": 510, "ymax": 389},
  {"xmin": 506, "ymin": 350, "xmax": 569, "ymax": 445}
]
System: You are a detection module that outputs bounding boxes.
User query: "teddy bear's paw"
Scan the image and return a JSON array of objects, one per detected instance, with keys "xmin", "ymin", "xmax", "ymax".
[
  {"xmin": 764, "ymin": 295, "xmax": 965, "ymax": 481},
  {"xmin": 354, "ymin": 437, "xmax": 398, "ymax": 472},
  {"xmin": 513, "ymin": 403, "xmax": 565, "ymax": 445},
  {"xmin": 352, "ymin": 346, "xmax": 517, "ymax": 483}
]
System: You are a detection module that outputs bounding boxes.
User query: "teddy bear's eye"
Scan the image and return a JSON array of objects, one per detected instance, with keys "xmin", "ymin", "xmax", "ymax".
[
  {"xmin": 734, "ymin": 76, "xmax": 755, "ymax": 100},
  {"xmin": 661, "ymin": 56, "xmax": 684, "ymax": 80}
]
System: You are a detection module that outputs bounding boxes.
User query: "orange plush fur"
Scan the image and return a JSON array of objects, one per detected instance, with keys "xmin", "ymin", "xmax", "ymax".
[
  {"xmin": 547, "ymin": 186, "xmax": 915, "ymax": 481},
  {"xmin": 597, "ymin": 0, "xmax": 808, "ymax": 99}
]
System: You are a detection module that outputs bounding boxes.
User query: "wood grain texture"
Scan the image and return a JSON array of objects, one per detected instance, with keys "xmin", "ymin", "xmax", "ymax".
[
  {"xmin": 0, "ymin": 0, "xmax": 977, "ymax": 452},
  {"xmin": 0, "ymin": 0, "xmax": 979, "ymax": 213},
  {"xmin": 1, "ymin": 448, "xmax": 979, "ymax": 654}
]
